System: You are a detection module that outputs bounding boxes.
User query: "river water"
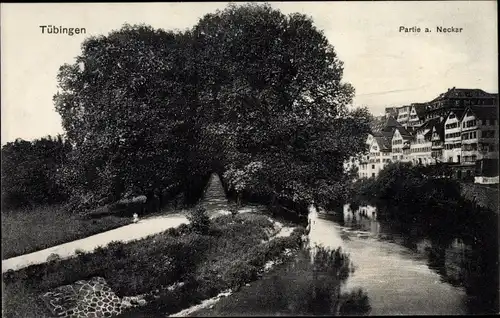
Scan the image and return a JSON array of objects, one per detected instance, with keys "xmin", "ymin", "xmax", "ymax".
[{"xmin": 308, "ymin": 204, "xmax": 499, "ymax": 315}]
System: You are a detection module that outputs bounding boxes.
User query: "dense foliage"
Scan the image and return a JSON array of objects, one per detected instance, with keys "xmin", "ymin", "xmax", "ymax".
[
  {"xmin": 49, "ymin": 3, "xmax": 370, "ymax": 214},
  {"xmin": 1, "ymin": 136, "xmax": 72, "ymax": 209}
]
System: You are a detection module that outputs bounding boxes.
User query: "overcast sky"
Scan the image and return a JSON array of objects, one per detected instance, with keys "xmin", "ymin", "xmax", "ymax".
[{"xmin": 1, "ymin": 1, "xmax": 497, "ymax": 144}]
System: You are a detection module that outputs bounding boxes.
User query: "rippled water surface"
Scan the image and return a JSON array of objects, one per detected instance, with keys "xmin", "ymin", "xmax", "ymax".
[{"xmin": 308, "ymin": 204, "xmax": 497, "ymax": 315}]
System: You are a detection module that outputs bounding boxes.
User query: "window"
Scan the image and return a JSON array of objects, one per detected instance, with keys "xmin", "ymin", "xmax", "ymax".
[
  {"xmin": 372, "ymin": 165, "xmax": 375, "ymax": 169},
  {"xmin": 372, "ymin": 173, "xmax": 375, "ymax": 177}
]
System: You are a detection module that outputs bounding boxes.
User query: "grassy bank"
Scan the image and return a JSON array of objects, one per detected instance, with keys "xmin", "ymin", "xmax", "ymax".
[
  {"xmin": 192, "ymin": 246, "xmax": 371, "ymax": 316},
  {"xmin": 2, "ymin": 211, "xmax": 305, "ymax": 318},
  {"xmin": 1, "ymin": 205, "xmax": 131, "ymax": 260}
]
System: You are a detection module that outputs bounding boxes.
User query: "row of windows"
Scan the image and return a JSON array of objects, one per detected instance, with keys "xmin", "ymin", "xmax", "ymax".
[
  {"xmin": 445, "ymin": 122, "xmax": 459, "ymax": 129},
  {"xmin": 463, "ymin": 120, "xmax": 477, "ymax": 128},
  {"xmin": 462, "ymin": 143, "xmax": 478, "ymax": 151},
  {"xmin": 482, "ymin": 130, "xmax": 496, "ymax": 138},
  {"xmin": 411, "ymin": 147, "xmax": 431, "ymax": 153},
  {"xmin": 463, "ymin": 155, "xmax": 477, "ymax": 163},
  {"xmin": 462, "ymin": 131, "xmax": 477, "ymax": 140},
  {"xmin": 481, "ymin": 119, "xmax": 497, "ymax": 126},
  {"xmin": 360, "ymin": 172, "xmax": 376, "ymax": 178},
  {"xmin": 392, "ymin": 139, "xmax": 403, "ymax": 145},
  {"xmin": 444, "ymin": 143, "xmax": 461, "ymax": 150},
  {"xmin": 445, "ymin": 132, "xmax": 461, "ymax": 139}
]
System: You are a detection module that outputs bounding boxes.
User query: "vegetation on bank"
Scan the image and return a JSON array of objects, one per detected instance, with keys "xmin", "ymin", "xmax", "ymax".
[
  {"xmin": 192, "ymin": 246, "xmax": 370, "ymax": 316},
  {"xmin": 349, "ymin": 162, "xmax": 492, "ymax": 220},
  {"xmin": 2, "ymin": 209, "xmax": 306, "ymax": 318}
]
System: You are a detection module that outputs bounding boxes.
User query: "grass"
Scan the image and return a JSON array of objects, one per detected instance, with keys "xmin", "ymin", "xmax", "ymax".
[
  {"xmin": 1, "ymin": 204, "xmax": 131, "ymax": 260},
  {"xmin": 192, "ymin": 246, "xmax": 371, "ymax": 317},
  {"xmin": 3, "ymin": 211, "xmax": 302, "ymax": 318}
]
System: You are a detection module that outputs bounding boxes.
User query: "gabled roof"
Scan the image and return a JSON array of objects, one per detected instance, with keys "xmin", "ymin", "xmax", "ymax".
[
  {"xmin": 411, "ymin": 103, "xmax": 428, "ymax": 118},
  {"xmin": 463, "ymin": 105, "xmax": 498, "ymax": 121},
  {"xmin": 395, "ymin": 125, "xmax": 413, "ymax": 138},
  {"xmin": 373, "ymin": 135, "xmax": 392, "ymax": 152},
  {"xmin": 431, "ymin": 120, "xmax": 445, "ymax": 140},
  {"xmin": 445, "ymin": 108, "xmax": 465, "ymax": 121}
]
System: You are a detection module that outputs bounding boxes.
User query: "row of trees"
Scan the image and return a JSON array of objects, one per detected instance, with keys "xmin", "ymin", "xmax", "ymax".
[
  {"xmin": 1, "ymin": 136, "xmax": 72, "ymax": 208},
  {"xmin": 4, "ymin": 4, "xmax": 371, "ymax": 213}
]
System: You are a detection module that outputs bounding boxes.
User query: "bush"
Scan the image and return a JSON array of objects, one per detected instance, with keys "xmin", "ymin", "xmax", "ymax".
[
  {"xmin": 187, "ymin": 207, "xmax": 210, "ymax": 235},
  {"xmin": 222, "ymin": 261, "xmax": 259, "ymax": 290}
]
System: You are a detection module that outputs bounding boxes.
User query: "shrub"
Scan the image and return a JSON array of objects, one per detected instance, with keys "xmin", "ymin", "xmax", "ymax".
[
  {"xmin": 222, "ymin": 260, "xmax": 259, "ymax": 290},
  {"xmin": 46, "ymin": 253, "xmax": 61, "ymax": 263},
  {"xmin": 187, "ymin": 207, "xmax": 210, "ymax": 235},
  {"xmin": 230, "ymin": 205, "xmax": 239, "ymax": 216}
]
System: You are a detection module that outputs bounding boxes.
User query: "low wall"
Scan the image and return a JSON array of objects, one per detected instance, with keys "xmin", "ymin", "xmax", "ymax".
[{"xmin": 460, "ymin": 183, "xmax": 499, "ymax": 212}]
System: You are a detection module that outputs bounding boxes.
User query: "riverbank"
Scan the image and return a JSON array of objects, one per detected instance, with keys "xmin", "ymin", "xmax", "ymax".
[
  {"xmin": 2, "ymin": 211, "xmax": 305, "ymax": 318},
  {"xmin": 190, "ymin": 245, "xmax": 370, "ymax": 317}
]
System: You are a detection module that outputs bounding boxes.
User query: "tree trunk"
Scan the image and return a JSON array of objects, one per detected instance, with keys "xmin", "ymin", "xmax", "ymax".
[{"xmin": 236, "ymin": 192, "xmax": 242, "ymax": 208}]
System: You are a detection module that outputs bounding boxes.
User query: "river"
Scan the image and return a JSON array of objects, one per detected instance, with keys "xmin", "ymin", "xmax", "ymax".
[{"xmin": 308, "ymin": 203, "xmax": 499, "ymax": 315}]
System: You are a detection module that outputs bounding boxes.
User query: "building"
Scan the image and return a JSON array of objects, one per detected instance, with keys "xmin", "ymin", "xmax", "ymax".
[
  {"xmin": 424, "ymin": 87, "xmax": 497, "ymax": 121},
  {"xmin": 349, "ymin": 88, "xmax": 498, "ymax": 182},
  {"xmin": 443, "ymin": 109, "xmax": 465, "ymax": 163},
  {"xmin": 408, "ymin": 118, "xmax": 440, "ymax": 165},
  {"xmin": 358, "ymin": 116, "xmax": 405, "ymax": 178},
  {"xmin": 408, "ymin": 103, "xmax": 427, "ymax": 127},
  {"xmin": 391, "ymin": 126, "xmax": 413, "ymax": 162},
  {"xmin": 460, "ymin": 105, "xmax": 498, "ymax": 164},
  {"xmin": 430, "ymin": 120, "xmax": 445, "ymax": 163},
  {"xmin": 385, "ymin": 107, "xmax": 398, "ymax": 118},
  {"xmin": 396, "ymin": 105, "xmax": 411, "ymax": 128},
  {"xmin": 358, "ymin": 133, "xmax": 392, "ymax": 178}
]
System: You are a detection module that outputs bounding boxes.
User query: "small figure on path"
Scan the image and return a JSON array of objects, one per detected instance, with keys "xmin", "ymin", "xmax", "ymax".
[{"xmin": 132, "ymin": 213, "xmax": 139, "ymax": 223}]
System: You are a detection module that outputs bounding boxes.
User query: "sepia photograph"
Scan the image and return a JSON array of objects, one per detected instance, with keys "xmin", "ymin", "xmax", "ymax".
[{"xmin": 1, "ymin": 1, "xmax": 498, "ymax": 317}]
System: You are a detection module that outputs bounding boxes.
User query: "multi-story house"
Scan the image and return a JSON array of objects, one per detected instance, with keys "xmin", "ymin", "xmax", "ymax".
[
  {"xmin": 391, "ymin": 126, "xmax": 413, "ymax": 162},
  {"xmin": 430, "ymin": 120, "xmax": 445, "ymax": 163},
  {"xmin": 408, "ymin": 103, "xmax": 427, "ymax": 127},
  {"xmin": 358, "ymin": 133, "xmax": 392, "ymax": 178},
  {"xmin": 409, "ymin": 119, "xmax": 438, "ymax": 165},
  {"xmin": 460, "ymin": 105, "xmax": 498, "ymax": 165},
  {"xmin": 443, "ymin": 109, "xmax": 464, "ymax": 163},
  {"xmin": 349, "ymin": 88, "xmax": 498, "ymax": 181},
  {"xmin": 424, "ymin": 87, "xmax": 497, "ymax": 121},
  {"xmin": 357, "ymin": 117, "xmax": 401, "ymax": 178},
  {"xmin": 396, "ymin": 105, "xmax": 411, "ymax": 128}
]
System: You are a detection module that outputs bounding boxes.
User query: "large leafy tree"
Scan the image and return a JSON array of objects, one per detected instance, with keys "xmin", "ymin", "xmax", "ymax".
[
  {"xmin": 193, "ymin": 4, "xmax": 371, "ymax": 210},
  {"xmin": 54, "ymin": 24, "xmax": 201, "ymax": 209}
]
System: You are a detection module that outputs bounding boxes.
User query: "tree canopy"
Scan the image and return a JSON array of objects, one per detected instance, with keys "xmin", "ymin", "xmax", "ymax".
[{"xmin": 51, "ymin": 3, "xmax": 371, "ymax": 213}]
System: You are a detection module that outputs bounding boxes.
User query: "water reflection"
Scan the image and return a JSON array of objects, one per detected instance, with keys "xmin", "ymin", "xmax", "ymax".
[{"xmin": 338, "ymin": 203, "xmax": 498, "ymax": 315}]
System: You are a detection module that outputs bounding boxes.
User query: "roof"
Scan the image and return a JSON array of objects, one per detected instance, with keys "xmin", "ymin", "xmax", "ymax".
[
  {"xmin": 373, "ymin": 135, "xmax": 392, "ymax": 152},
  {"xmin": 446, "ymin": 108, "xmax": 465, "ymax": 120},
  {"xmin": 411, "ymin": 103, "xmax": 428, "ymax": 118},
  {"xmin": 396, "ymin": 125, "xmax": 413, "ymax": 138},
  {"xmin": 431, "ymin": 119, "xmax": 445, "ymax": 140},
  {"xmin": 432, "ymin": 88, "xmax": 497, "ymax": 101},
  {"xmin": 464, "ymin": 105, "xmax": 498, "ymax": 121}
]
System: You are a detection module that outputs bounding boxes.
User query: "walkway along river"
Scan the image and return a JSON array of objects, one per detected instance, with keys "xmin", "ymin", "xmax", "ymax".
[{"xmin": 308, "ymin": 203, "xmax": 498, "ymax": 315}]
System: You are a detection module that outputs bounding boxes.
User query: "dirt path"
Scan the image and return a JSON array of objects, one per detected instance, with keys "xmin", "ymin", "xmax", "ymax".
[
  {"xmin": 2, "ymin": 174, "xmax": 245, "ymax": 273},
  {"xmin": 2, "ymin": 213, "xmax": 190, "ymax": 273}
]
